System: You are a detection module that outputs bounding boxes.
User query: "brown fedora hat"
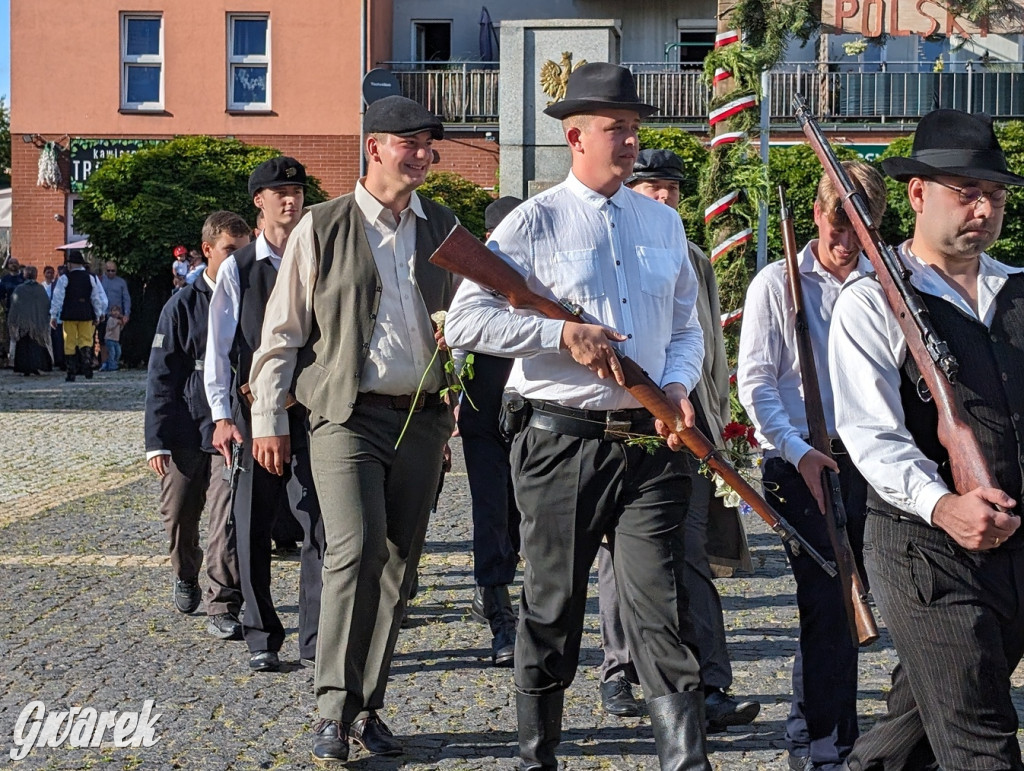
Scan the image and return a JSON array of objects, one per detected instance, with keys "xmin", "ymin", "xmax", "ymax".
[
  {"xmin": 543, "ymin": 62, "xmax": 658, "ymax": 120},
  {"xmin": 882, "ymin": 109, "xmax": 1024, "ymax": 187}
]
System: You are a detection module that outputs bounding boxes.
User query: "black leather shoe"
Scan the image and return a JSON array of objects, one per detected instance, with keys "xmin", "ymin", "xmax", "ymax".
[
  {"xmin": 491, "ymin": 616, "xmax": 515, "ymax": 667},
  {"xmin": 173, "ymin": 579, "xmax": 202, "ymax": 614},
  {"xmin": 470, "ymin": 585, "xmax": 487, "ymax": 623},
  {"xmin": 249, "ymin": 651, "xmax": 280, "ymax": 672},
  {"xmin": 600, "ymin": 676, "xmax": 643, "ymax": 717},
  {"xmin": 350, "ymin": 712, "xmax": 403, "ymax": 756},
  {"xmin": 787, "ymin": 753, "xmax": 811, "ymax": 770},
  {"xmin": 311, "ymin": 719, "xmax": 348, "ymax": 764},
  {"xmin": 704, "ymin": 688, "xmax": 760, "ymax": 732},
  {"xmin": 300, "ymin": 657, "xmax": 316, "ymax": 668},
  {"xmin": 207, "ymin": 612, "xmax": 242, "ymax": 640}
]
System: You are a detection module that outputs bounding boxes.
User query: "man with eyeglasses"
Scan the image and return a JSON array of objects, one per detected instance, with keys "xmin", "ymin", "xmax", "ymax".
[{"xmin": 829, "ymin": 109, "xmax": 1024, "ymax": 770}]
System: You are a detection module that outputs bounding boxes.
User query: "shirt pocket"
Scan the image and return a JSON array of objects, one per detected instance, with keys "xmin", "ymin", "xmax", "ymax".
[
  {"xmin": 540, "ymin": 248, "xmax": 605, "ymax": 303},
  {"xmin": 635, "ymin": 245, "xmax": 681, "ymax": 299}
]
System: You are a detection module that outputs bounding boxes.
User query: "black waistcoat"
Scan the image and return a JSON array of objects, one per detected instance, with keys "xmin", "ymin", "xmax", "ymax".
[
  {"xmin": 869, "ymin": 273, "xmax": 1024, "ymax": 546},
  {"xmin": 230, "ymin": 245, "xmax": 307, "ymax": 445},
  {"xmin": 62, "ymin": 270, "xmax": 95, "ymax": 321}
]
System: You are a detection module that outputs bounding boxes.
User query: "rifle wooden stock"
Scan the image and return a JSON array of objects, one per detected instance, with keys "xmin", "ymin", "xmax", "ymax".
[
  {"xmin": 431, "ymin": 224, "xmax": 838, "ymax": 577},
  {"xmin": 794, "ymin": 98, "xmax": 1000, "ymax": 496},
  {"xmin": 780, "ymin": 186, "xmax": 879, "ymax": 647}
]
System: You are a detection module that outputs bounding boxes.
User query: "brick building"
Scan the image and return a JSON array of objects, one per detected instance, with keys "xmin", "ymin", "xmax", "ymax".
[{"xmin": 10, "ymin": 0, "xmax": 499, "ymax": 268}]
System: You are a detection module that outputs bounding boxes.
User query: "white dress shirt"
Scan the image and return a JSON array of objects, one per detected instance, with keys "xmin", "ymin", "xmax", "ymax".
[
  {"xmin": 829, "ymin": 242, "xmax": 1024, "ymax": 524},
  {"xmin": 204, "ymin": 233, "xmax": 281, "ymax": 423},
  {"xmin": 737, "ymin": 242, "xmax": 870, "ymax": 469},
  {"xmin": 444, "ymin": 172, "xmax": 703, "ymax": 409},
  {"xmin": 248, "ymin": 184, "xmax": 443, "ymax": 438},
  {"xmin": 49, "ymin": 267, "xmax": 108, "ymax": 321}
]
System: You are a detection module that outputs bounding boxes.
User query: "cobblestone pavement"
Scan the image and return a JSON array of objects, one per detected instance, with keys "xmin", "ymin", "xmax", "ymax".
[{"xmin": 1, "ymin": 368, "xmax": 1022, "ymax": 769}]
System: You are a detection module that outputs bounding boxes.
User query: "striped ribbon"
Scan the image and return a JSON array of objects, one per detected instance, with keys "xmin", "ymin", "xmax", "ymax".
[
  {"xmin": 710, "ymin": 130, "xmax": 746, "ymax": 148},
  {"xmin": 710, "ymin": 228, "xmax": 753, "ymax": 262},
  {"xmin": 704, "ymin": 190, "xmax": 740, "ymax": 223},
  {"xmin": 715, "ymin": 30, "xmax": 740, "ymax": 48},
  {"xmin": 709, "ymin": 95, "xmax": 758, "ymax": 126},
  {"xmin": 721, "ymin": 308, "xmax": 743, "ymax": 328}
]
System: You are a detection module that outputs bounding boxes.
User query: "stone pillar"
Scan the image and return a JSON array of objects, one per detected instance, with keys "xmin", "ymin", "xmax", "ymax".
[{"xmin": 498, "ymin": 19, "xmax": 621, "ymax": 199}]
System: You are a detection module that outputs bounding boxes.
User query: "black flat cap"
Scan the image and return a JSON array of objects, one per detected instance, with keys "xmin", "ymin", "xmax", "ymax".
[
  {"xmin": 543, "ymin": 62, "xmax": 657, "ymax": 120},
  {"xmin": 249, "ymin": 156, "xmax": 307, "ymax": 197},
  {"xmin": 485, "ymin": 196, "xmax": 523, "ymax": 232},
  {"xmin": 365, "ymin": 95, "xmax": 445, "ymax": 140},
  {"xmin": 66, "ymin": 251, "xmax": 86, "ymax": 265},
  {"xmin": 626, "ymin": 149, "xmax": 688, "ymax": 186}
]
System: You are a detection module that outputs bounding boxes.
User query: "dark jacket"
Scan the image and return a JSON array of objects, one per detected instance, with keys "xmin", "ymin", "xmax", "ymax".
[{"xmin": 144, "ymin": 276, "xmax": 216, "ymax": 454}]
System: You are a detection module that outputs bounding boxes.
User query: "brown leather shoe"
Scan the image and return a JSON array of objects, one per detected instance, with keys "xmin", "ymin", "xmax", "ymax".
[
  {"xmin": 311, "ymin": 719, "xmax": 348, "ymax": 764},
  {"xmin": 350, "ymin": 712, "xmax": 403, "ymax": 756}
]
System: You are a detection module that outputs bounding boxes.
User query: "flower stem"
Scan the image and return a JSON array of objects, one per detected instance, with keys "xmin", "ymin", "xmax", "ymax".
[{"xmin": 395, "ymin": 344, "xmax": 441, "ymax": 450}]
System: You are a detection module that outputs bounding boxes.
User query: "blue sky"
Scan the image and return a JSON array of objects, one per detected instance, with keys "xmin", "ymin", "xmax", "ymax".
[{"xmin": 0, "ymin": 0, "xmax": 8, "ymax": 101}]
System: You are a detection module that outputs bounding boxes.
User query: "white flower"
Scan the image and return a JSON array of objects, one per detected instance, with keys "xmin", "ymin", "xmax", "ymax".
[{"xmin": 430, "ymin": 310, "xmax": 447, "ymax": 331}]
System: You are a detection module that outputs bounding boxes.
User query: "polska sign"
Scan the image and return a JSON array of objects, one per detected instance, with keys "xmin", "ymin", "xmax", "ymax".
[{"xmin": 821, "ymin": 0, "xmax": 1024, "ymax": 37}]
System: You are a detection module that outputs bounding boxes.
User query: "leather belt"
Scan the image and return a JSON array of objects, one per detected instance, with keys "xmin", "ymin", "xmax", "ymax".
[
  {"xmin": 356, "ymin": 392, "xmax": 443, "ymax": 411},
  {"xmin": 527, "ymin": 400, "xmax": 653, "ymax": 442}
]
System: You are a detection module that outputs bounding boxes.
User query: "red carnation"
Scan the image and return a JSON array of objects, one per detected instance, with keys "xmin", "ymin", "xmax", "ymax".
[{"xmin": 722, "ymin": 421, "xmax": 747, "ymax": 441}]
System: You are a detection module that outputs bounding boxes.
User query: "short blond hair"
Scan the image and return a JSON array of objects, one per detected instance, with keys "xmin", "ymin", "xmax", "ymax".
[{"xmin": 817, "ymin": 160, "xmax": 887, "ymax": 227}]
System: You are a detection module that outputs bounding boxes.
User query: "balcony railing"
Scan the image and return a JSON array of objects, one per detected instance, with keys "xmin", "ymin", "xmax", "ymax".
[{"xmin": 382, "ymin": 60, "xmax": 1024, "ymax": 125}]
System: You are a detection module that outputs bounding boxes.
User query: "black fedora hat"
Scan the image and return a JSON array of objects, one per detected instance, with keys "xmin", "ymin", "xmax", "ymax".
[
  {"xmin": 882, "ymin": 109, "xmax": 1024, "ymax": 187},
  {"xmin": 543, "ymin": 62, "xmax": 658, "ymax": 120},
  {"xmin": 626, "ymin": 149, "xmax": 688, "ymax": 186}
]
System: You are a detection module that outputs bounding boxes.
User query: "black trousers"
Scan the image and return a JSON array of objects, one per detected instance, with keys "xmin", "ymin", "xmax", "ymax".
[
  {"xmin": 457, "ymin": 353, "xmax": 520, "ymax": 587},
  {"xmin": 510, "ymin": 424, "xmax": 701, "ymax": 699},
  {"xmin": 232, "ymin": 443, "xmax": 324, "ymax": 659},
  {"xmin": 847, "ymin": 513, "xmax": 1024, "ymax": 771},
  {"xmin": 763, "ymin": 454, "xmax": 866, "ymax": 770}
]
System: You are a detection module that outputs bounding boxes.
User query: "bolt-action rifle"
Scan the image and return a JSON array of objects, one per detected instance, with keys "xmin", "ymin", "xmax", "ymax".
[
  {"xmin": 780, "ymin": 185, "xmax": 879, "ymax": 647},
  {"xmin": 430, "ymin": 225, "xmax": 837, "ymax": 578},
  {"xmin": 794, "ymin": 96, "xmax": 1001, "ymax": 497}
]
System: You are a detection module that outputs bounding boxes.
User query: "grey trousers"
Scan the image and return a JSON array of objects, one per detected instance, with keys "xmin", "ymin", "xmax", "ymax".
[
  {"xmin": 599, "ymin": 469, "xmax": 732, "ymax": 690},
  {"xmin": 847, "ymin": 514, "xmax": 1024, "ymax": 771},
  {"xmin": 309, "ymin": 402, "xmax": 452, "ymax": 724},
  {"xmin": 511, "ymin": 424, "xmax": 702, "ymax": 700},
  {"xmin": 158, "ymin": 448, "xmax": 242, "ymax": 615}
]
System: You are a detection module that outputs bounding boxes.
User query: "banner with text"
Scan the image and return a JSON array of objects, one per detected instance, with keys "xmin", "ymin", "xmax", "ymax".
[{"xmin": 69, "ymin": 139, "xmax": 167, "ymax": 193}]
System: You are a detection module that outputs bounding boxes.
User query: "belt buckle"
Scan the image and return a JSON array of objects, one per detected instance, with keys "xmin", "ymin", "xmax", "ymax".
[
  {"xmin": 604, "ymin": 416, "xmax": 631, "ymax": 442},
  {"xmin": 413, "ymin": 392, "xmax": 426, "ymax": 412}
]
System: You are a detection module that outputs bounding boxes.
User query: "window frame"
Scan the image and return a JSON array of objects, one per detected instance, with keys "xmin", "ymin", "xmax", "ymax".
[
  {"xmin": 227, "ymin": 13, "xmax": 272, "ymax": 112},
  {"xmin": 120, "ymin": 13, "xmax": 164, "ymax": 111}
]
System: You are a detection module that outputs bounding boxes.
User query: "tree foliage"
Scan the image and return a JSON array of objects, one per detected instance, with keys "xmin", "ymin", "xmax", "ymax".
[
  {"xmin": 75, "ymin": 136, "xmax": 327, "ymax": 284},
  {"xmin": 418, "ymin": 171, "xmax": 495, "ymax": 238}
]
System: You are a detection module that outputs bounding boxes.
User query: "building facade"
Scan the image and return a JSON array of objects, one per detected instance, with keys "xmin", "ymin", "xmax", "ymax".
[{"xmin": 9, "ymin": 0, "xmax": 498, "ymax": 267}]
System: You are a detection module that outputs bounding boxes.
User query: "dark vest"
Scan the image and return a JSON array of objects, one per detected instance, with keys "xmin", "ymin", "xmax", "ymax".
[
  {"xmin": 293, "ymin": 193, "xmax": 457, "ymax": 426},
  {"xmin": 62, "ymin": 270, "xmax": 95, "ymax": 321},
  {"xmin": 230, "ymin": 243, "xmax": 308, "ymax": 444},
  {"xmin": 868, "ymin": 273, "xmax": 1024, "ymax": 547}
]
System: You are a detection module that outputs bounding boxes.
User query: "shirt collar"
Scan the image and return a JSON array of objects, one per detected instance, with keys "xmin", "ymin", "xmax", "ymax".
[
  {"xmin": 355, "ymin": 180, "xmax": 426, "ymax": 226},
  {"xmin": 564, "ymin": 171, "xmax": 628, "ymax": 210},
  {"xmin": 899, "ymin": 240, "xmax": 1024, "ymax": 321},
  {"xmin": 201, "ymin": 268, "xmax": 215, "ymax": 291},
  {"xmin": 800, "ymin": 241, "xmax": 872, "ymax": 284},
  {"xmin": 255, "ymin": 232, "xmax": 280, "ymax": 262}
]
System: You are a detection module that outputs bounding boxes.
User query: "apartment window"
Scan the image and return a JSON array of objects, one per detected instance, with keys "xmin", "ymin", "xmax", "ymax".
[
  {"xmin": 121, "ymin": 14, "xmax": 163, "ymax": 110},
  {"xmin": 413, "ymin": 21, "xmax": 451, "ymax": 62},
  {"xmin": 228, "ymin": 14, "xmax": 271, "ymax": 111},
  {"xmin": 673, "ymin": 20, "xmax": 716, "ymax": 66}
]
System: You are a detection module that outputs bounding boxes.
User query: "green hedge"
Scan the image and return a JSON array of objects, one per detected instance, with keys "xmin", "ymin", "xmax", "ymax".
[{"xmin": 418, "ymin": 171, "xmax": 495, "ymax": 239}]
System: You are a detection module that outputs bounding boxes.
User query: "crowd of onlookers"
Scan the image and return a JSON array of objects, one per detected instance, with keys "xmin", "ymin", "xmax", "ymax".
[
  {"xmin": 0, "ymin": 243, "xmax": 214, "ymax": 376},
  {"xmin": 0, "ymin": 253, "xmax": 138, "ymax": 376}
]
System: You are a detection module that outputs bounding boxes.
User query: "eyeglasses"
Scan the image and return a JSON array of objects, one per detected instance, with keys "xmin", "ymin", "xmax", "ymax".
[
  {"xmin": 928, "ymin": 178, "xmax": 1008, "ymax": 208},
  {"xmin": 105, "ymin": 269, "xmax": 117, "ymax": 273}
]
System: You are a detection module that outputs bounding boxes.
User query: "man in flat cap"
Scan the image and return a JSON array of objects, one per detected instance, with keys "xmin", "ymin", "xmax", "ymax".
[
  {"xmin": 204, "ymin": 156, "xmax": 324, "ymax": 675},
  {"xmin": 462, "ymin": 195, "xmax": 524, "ymax": 668},
  {"xmin": 446, "ymin": 62, "xmax": 712, "ymax": 769},
  {"xmin": 248, "ymin": 95, "xmax": 458, "ymax": 763},
  {"xmin": 831, "ymin": 110, "xmax": 1024, "ymax": 769},
  {"xmin": 588, "ymin": 148, "xmax": 760, "ymax": 731}
]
